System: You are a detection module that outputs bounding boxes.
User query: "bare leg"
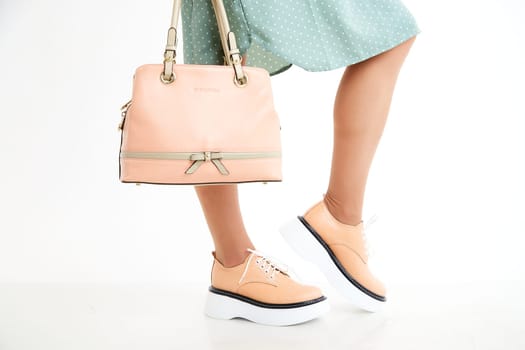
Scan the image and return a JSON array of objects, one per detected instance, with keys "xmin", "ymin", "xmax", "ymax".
[
  {"xmin": 194, "ymin": 54, "xmax": 253, "ymax": 268},
  {"xmin": 195, "ymin": 184, "xmax": 254, "ymax": 267},
  {"xmin": 325, "ymin": 36, "xmax": 417, "ymax": 225}
]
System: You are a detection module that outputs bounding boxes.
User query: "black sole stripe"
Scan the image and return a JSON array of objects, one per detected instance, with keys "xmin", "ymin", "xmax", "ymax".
[
  {"xmin": 297, "ymin": 216, "xmax": 386, "ymax": 302},
  {"xmin": 208, "ymin": 286, "xmax": 327, "ymax": 309}
]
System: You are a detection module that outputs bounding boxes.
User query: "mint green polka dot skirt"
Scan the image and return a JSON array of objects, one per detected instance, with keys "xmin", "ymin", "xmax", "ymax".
[{"xmin": 181, "ymin": 0, "xmax": 421, "ymax": 76}]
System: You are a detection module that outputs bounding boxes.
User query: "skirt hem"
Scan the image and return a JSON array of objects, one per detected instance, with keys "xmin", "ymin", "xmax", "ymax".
[{"xmin": 249, "ymin": 28, "xmax": 422, "ymax": 77}]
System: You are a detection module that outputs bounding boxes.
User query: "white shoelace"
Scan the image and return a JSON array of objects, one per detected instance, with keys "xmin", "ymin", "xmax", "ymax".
[{"xmin": 238, "ymin": 248, "xmax": 291, "ymax": 283}]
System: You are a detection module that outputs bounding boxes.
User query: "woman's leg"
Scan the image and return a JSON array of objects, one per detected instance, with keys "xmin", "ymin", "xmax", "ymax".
[
  {"xmin": 194, "ymin": 53, "xmax": 253, "ymax": 268},
  {"xmin": 325, "ymin": 36, "xmax": 417, "ymax": 225},
  {"xmin": 195, "ymin": 184, "xmax": 254, "ymax": 267}
]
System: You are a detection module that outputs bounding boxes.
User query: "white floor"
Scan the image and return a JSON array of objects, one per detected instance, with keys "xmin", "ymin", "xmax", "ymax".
[{"xmin": 0, "ymin": 281, "xmax": 523, "ymax": 350}]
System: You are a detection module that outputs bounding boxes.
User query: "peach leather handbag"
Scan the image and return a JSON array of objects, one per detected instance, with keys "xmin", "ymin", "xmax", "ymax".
[{"xmin": 118, "ymin": 0, "xmax": 282, "ymax": 185}]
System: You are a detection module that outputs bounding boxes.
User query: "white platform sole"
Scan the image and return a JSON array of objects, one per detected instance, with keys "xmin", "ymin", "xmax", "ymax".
[
  {"xmin": 279, "ymin": 217, "xmax": 386, "ymax": 312},
  {"xmin": 204, "ymin": 289, "xmax": 330, "ymax": 326}
]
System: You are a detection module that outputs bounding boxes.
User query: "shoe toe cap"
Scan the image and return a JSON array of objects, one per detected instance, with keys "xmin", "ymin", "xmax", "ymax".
[{"xmin": 300, "ymin": 284, "xmax": 325, "ymax": 301}]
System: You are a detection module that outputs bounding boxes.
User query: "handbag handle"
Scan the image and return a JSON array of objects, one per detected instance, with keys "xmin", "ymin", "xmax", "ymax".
[{"xmin": 161, "ymin": 0, "xmax": 248, "ymax": 87}]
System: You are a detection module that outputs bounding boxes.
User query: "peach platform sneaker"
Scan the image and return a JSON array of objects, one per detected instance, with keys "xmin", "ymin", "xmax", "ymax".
[
  {"xmin": 204, "ymin": 248, "xmax": 330, "ymax": 326},
  {"xmin": 279, "ymin": 200, "xmax": 386, "ymax": 312}
]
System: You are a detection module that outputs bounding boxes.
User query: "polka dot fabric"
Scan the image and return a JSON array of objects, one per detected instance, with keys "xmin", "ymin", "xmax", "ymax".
[{"xmin": 181, "ymin": 0, "xmax": 421, "ymax": 76}]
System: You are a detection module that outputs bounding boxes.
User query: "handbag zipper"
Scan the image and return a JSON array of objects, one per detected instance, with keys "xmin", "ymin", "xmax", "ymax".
[{"xmin": 120, "ymin": 151, "xmax": 280, "ymax": 175}]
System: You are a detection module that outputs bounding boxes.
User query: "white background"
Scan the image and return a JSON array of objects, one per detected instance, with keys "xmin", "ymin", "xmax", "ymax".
[{"xmin": 0, "ymin": 0, "xmax": 524, "ymax": 349}]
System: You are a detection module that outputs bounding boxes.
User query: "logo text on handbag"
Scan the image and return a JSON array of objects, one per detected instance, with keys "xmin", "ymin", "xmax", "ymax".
[
  {"xmin": 193, "ymin": 87, "xmax": 221, "ymax": 93},
  {"xmin": 186, "ymin": 152, "xmax": 229, "ymax": 175}
]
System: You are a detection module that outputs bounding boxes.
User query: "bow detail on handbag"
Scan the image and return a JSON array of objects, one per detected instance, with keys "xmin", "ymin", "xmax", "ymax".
[{"xmin": 186, "ymin": 152, "xmax": 229, "ymax": 175}]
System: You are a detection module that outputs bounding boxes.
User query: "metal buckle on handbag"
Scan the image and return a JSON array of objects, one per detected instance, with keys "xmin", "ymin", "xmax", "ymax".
[{"xmin": 161, "ymin": 27, "xmax": 177, "ymax": 84}]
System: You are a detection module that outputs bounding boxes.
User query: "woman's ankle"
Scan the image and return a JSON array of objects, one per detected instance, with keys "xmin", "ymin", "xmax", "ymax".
[
  {"xmin": 323, "ymin": 192, "xmax": 363, "ymax": 226},
  {"xmin": 214, "ymin": 245, "xmax": 254, "ymax": 267}
]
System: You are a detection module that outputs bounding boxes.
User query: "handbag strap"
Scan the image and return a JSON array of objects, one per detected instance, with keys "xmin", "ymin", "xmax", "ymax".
[{"xmin": 161, "ymin": 0, "xmax": 247, "ymax": 87}]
